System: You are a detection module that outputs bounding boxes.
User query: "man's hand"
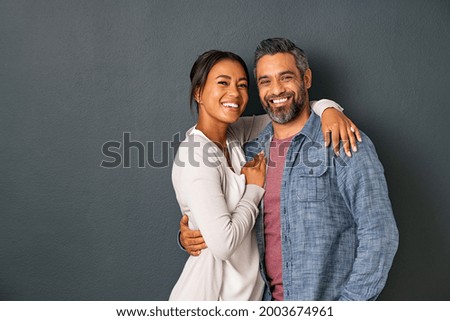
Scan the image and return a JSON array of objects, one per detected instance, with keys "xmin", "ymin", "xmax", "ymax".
[
  {"xmin": 180, "ymin": 214, "xmax": 207, "ymax": 256},
  {"xmin": 321, "ymin": 108, "xmax": 362, "ymax": 157}
]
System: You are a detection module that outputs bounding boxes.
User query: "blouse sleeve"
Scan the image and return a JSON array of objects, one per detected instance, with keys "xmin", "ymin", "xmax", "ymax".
[
  {"xmin": 227, "ymin": 99, "xmax": 343, "ymax": 144},
  {"xmin": 175, "ymin": 141, "xmax": 264, "ymax": 261},
  {"xmin": 227, "ymin": 114, "xmax": 271, "ymax": 144},
  {"xmin": 311, "ymin": 99, "xmax": 343, "ymax": 116}
]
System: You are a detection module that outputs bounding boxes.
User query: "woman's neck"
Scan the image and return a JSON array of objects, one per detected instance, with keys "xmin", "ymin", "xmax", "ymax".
[{"xmin": 196, "ymin": 119, "xmax": 228, "ymax": 149}]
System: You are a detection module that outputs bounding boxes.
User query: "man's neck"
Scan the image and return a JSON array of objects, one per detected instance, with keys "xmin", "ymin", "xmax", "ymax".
[{"xmin": 272, "ymin": 104, "xmax": 311, "ymax": 139}]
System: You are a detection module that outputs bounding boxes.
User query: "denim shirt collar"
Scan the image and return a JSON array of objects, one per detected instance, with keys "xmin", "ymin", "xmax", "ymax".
[{"xmin": 255, "ymin": 110, "xmax": 322, "ymax": 144}]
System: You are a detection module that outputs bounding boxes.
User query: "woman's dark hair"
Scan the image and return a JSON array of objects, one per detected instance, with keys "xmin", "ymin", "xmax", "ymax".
[{"xmin": 189, "ymin": 50, "xmax": 249, "ymax": 113}]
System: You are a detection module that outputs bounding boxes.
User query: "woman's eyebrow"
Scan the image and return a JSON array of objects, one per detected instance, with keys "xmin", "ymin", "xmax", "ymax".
[{"xmin": 215, "ymin": 75, "xmax": 247, "ymax": 81}]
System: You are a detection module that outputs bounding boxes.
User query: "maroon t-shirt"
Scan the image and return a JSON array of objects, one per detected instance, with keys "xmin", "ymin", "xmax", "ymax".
[{"xmin": 263, "ymin": 135, "xmax": 293, "ymax": 300}]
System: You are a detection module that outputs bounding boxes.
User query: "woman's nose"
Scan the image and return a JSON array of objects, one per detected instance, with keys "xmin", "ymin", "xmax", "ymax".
[{"xmin": 227, "ymin": 84, "xmax": 240, "ymax": 97}]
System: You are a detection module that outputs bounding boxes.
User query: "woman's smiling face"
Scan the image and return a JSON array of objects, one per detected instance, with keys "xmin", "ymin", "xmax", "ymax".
[{"xmin": 196, "ymin": 59, "xmax": 249, "ymax": 126}]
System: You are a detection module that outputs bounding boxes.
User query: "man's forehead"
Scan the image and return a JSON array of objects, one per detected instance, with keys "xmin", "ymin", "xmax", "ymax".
[{"xmin": 255, "ymin": 53, "xmax": 298, "ymax": 76}]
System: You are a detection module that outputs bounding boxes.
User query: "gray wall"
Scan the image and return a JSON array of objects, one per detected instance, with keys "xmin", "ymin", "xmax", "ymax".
[{"xmin": 1, "ymin": 0, "xmax": 449, "ymax": 300}]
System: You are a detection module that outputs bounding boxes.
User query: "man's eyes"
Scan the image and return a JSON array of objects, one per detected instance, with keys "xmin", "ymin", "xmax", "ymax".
[{"xmin": 258, "ymin": 77, "xmax": 293, "ymax": 86}]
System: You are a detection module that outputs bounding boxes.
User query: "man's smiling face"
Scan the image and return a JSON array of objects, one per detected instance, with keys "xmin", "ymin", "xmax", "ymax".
[{"xmin": 256, "ymin": 52, "xmax": 311, "ymax": 124}]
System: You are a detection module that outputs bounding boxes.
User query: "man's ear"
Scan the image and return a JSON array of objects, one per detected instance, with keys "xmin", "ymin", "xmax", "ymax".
[{"xmin": 303, "ymin": 68, "xmax": 312, "ymax": 89}]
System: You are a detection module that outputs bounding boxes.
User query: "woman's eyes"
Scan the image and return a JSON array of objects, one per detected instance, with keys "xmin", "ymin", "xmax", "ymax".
[{"xmin": 217, "ymin": 81, "xmax": 248, "ymax": 88}]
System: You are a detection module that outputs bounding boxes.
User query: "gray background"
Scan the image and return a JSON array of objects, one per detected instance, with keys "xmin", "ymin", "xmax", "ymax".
[{"xmin": 1, "ymin": 0, "xmax": 449, "ymax": 300}]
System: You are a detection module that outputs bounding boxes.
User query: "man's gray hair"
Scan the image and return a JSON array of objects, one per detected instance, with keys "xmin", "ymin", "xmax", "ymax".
[{"xmin": 254, "ymin": 38, "xmax": 309, "ymax": 77}]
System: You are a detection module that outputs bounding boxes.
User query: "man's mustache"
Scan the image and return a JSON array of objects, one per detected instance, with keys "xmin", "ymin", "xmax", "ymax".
[{"xmin": 266, "ymin": 92, "xmax": 294, "ymax": 101}]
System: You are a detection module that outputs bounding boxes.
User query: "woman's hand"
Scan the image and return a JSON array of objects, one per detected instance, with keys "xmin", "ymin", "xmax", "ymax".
[
  {"xmin": 321, "ymin": 108, "xmax": 362, "ymax": 157},
  {"xmin": 241, "ymin": 151, "xmax": 266, "ymax": 187}
]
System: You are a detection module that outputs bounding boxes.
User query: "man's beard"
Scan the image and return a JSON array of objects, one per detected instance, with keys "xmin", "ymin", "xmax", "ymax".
[{"xmin": 262, "ymin": 88, "xmax": 307, "ymax": 124}]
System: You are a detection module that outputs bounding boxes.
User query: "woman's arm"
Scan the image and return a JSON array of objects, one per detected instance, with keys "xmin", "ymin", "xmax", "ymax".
[
  {"xmin": 228, "ymin": 99, "xmax": 360, "ymax": 150},
  {"xmin": 175, "ymin": 145, "xmax": 264, "ymax": 261}
]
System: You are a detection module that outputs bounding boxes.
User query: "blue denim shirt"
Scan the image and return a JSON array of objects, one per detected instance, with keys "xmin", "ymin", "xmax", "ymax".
[{"xmin": 244, "ymin": 112, "xmax": 399, "ymax": 301}]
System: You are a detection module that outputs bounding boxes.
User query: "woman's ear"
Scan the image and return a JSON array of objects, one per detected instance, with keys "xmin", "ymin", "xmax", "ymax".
[{"xmin": 194, "ymin": 87, "xmax": 201, "ymax": 103}]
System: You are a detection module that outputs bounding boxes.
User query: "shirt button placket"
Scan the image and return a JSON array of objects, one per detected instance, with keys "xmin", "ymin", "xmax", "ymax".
[{"xmin": 284, "ymin": 210, "xmax": 291, "ymax": 300}]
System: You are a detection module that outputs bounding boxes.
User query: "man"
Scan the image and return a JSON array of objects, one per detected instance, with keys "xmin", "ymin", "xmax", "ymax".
[{"xmin": 181, "ymin": 38, "xmax": 399, "ymax": 300}]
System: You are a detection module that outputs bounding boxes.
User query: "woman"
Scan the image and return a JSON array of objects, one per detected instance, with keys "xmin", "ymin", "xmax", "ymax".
[{"xmin": 170, "ymin": 50, "xmax": 358, "ymax": 300}]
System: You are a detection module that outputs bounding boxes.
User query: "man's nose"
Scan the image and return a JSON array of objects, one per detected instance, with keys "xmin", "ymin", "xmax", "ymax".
[{"xmin": 270, "ymin": 79, "xmax": 285, "ymax": 96}]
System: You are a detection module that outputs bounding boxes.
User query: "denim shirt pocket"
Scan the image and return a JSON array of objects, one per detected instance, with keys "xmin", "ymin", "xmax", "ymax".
[{"xmin": 295, "ymin": 164, "xmax": 330, "ymax": 202}]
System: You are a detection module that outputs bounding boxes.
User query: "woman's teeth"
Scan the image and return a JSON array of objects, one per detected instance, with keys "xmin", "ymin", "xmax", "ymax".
[{"xmin": 223, "ymin": 103, "xmax": 239, "ymax": 108}]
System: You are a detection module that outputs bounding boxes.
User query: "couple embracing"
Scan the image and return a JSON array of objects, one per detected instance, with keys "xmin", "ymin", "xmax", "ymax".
[{"xmin": 169, "ymin": 38, "xmax": 398, "ymax": 301}]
